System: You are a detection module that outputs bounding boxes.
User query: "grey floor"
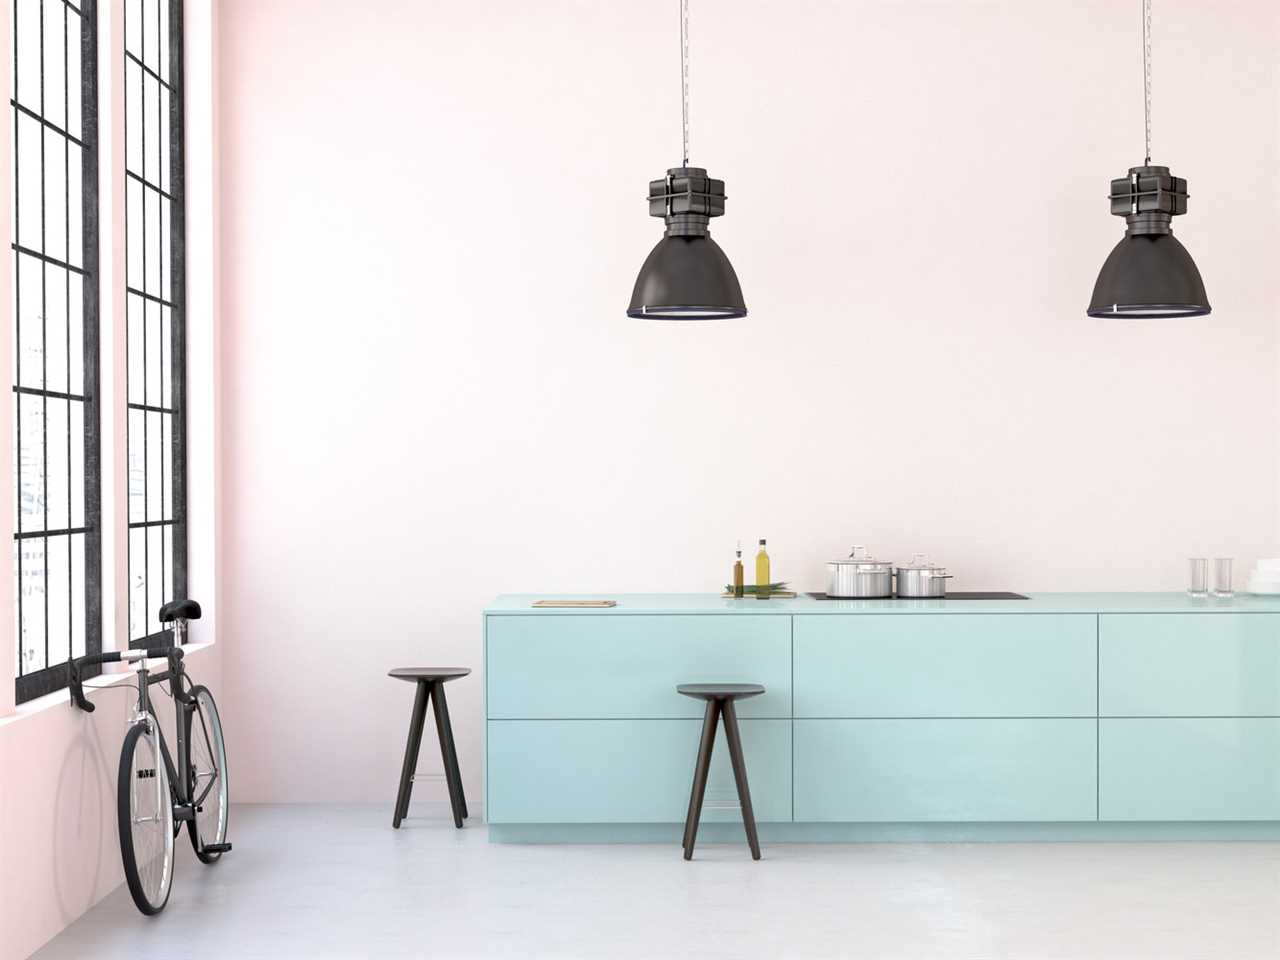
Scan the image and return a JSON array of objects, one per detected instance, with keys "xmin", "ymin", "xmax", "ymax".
[{"xmin": 31, "ymin": 804, "xmax": 1280, "ymax": 959}]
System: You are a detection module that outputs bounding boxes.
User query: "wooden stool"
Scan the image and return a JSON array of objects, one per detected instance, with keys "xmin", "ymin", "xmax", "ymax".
[
  {"xmin": 390, "ymin": 667, "xmax": 470, "ymax": 829},
  {"xmin": 677, "ymin": 683, "xmax": 765, "ymax": 860}
]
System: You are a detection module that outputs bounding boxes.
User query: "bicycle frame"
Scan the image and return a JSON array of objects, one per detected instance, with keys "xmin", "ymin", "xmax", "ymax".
[{"xmin": 70, "ymin": 619, "xmax": 217, "ymax": 825}]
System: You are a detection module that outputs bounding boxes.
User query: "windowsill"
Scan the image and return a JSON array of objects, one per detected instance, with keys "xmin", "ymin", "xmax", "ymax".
[{"xmin": 0, "ymin": 641, "xmax": 216, "ymax": 730}]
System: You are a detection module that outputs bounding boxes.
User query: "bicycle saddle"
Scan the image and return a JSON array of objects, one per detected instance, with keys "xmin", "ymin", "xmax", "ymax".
[{"xmin": 159, "ymin": 599, "xmax": 202, "ymax": 622}]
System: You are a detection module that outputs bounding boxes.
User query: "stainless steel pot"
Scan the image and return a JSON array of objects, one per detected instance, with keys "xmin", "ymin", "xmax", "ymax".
[
  {"xmin": 895, "ymin": 554, "xmax": 952, "ymax": 598},
  {"xmin": 826, "ymin": 546, "xmax": 894, "ymax": 598}
]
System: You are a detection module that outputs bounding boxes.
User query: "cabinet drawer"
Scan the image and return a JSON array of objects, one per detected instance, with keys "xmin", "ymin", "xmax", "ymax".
[
  {"xmin": 486, "ymin": 719, "xmax": 792, "ymax": 823},
  {"xmin": 485, "ymin": 615, "xmax": 790, "ymax": 719},
  {"xmin": 1100, "ymin": 718, "xmax": 1280, "ymax": 820},
  {"xmin": 1100, "ymin": 614, "xmax": 1280, "ymax": 716},
  {"xmin": 793, "ymin": 719, "xmax": 1097, "ymax": 822},
  {"xmin": 794, "ymin": 614, "xmax": 1096, "ymax": 717}
]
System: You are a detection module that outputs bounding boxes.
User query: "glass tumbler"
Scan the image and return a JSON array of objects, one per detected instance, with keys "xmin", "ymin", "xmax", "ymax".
[
  {"xmin": 1188, "ymin": 558, "xmax": 1209, "ymax": 597},
  {"xmin": 1213, "ymin": 558, "xmax": 1234, "ymax": 598}
]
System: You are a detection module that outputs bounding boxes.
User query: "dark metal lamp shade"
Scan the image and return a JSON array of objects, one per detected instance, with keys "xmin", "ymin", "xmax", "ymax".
[
  {"xmin": 1087, "ymin": 232, "xmax": 1210, "ymax": 319},
  {"xmin": 627, "ymin": 235, "xmax": 746, "ymax": 320},
  {"xmin": 628, "ymin": 166, "xmax": 746, "ymax": 321},
  {"xmin": 1087, "ymin": 164, "xmax": 1210, "ymax": 319}
]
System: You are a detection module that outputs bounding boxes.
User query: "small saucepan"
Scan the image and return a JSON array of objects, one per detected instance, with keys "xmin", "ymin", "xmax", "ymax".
[{"xmin": 895, "ymin": 555, "xmax": 952, "ymax": 598}]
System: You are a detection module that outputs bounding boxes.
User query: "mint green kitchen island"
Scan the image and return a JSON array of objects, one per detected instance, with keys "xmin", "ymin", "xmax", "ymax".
[{"xmin": 483, "ymin": 593, "xmax": 1280, "ymax": 842}]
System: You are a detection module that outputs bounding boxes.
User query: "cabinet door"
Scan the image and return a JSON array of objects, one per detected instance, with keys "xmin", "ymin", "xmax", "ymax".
[
  {"xmin": 1100, "ymin": 614, "xmax": 1280, "ymax": 716},
  {"xmin": 486, "ymin": 615, "xmax": 791, "ymax": 719},
  {"xmin": 794, "ymin": 614, "xmax": 1096, "ymax": 718},
  {"xmin": 1100, "ymin": 718, "xmax": 1280, "ymax": 820},
  {"xmin": 486, "ymin": 719, "xmax": 792, "ymax": 823},
  {"xmin": 794, "ymin": 719, "xmax": 1097, "ymax": 822}
]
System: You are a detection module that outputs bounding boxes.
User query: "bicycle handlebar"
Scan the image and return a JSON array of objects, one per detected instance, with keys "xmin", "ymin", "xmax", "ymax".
[{"xmin": 67, "ymin": 647, "xmax": 185, "ymax": 713}]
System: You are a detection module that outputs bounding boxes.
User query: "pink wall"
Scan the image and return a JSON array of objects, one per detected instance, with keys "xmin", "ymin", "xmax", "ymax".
[{"xmin": 217, "ymin": 0, "xmax": 1280, "ymax": 803}]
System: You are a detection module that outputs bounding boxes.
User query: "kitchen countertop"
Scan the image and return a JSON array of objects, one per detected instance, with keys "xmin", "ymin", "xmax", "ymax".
[{"xmin": 486, "ymin": 592, "xmax": 1280, "ymax": 616}]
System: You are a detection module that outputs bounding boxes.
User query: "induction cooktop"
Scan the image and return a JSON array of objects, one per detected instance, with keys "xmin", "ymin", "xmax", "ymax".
[{"xmin": 806, "ymin": 591, "xmax": 1029, "ymax": 600}]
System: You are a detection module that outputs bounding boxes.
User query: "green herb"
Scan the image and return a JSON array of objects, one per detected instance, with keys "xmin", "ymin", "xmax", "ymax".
[{"xmin": 724, "ymin": 583, "xmax": 790, "ymax": 595}]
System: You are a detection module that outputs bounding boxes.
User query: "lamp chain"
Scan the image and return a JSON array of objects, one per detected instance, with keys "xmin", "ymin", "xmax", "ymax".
[
  {"xmin": 681, "ymin": 0, "xmax": 690, "ymax": 168},
  {"xmin": 1142, "ymin": 0, "xmax": 1152, "ymax": 165}
]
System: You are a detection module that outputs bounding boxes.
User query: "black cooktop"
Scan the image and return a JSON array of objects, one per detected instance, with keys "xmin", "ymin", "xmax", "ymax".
[{"xmin": 807, "ymin": 591, "xmax": 1029, "ymax": 601}]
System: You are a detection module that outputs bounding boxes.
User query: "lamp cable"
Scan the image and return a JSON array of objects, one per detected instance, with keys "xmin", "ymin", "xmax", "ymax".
[
  {"xmin": 1142, "ymin": 0, "xmax": 1152, "ymax": 165},
  {"xmin": 680, "ymin": 0, "xmax": 690, "ymax": 168}
]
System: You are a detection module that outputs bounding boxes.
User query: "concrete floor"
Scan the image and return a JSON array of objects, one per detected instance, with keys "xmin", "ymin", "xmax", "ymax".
[{"xmin": 31, "ymin": 804, "xmax": 1280, "ymax": 959}]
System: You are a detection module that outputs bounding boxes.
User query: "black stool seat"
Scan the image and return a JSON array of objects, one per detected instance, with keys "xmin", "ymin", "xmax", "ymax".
[
  {"xmin": 677, "ymin": 683, "xmax": 765, "ymax": 701},
  {"xmin": 390, "ymin": 666, "xmax": 470, "ymax": 829},
  {"xmin": 678, "ymin": 681, "xmax": 765, "ymax": 861},
  {"xmin": 389, "ymin": 667, "xmax": 471, "ymax": 683}
]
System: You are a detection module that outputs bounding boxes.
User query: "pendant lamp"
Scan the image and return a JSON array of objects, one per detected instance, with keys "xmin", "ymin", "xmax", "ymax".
[
  {"xmin": 627, "ymin": 0, "xmax": 746, "ymax": 320},
  {"xmin": 1087, "ymin": 0, "xmax": 1209, "ymax": 319}
]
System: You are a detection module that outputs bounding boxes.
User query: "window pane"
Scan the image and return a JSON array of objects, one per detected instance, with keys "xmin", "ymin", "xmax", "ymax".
[
  {"xmin": 126, "ymin": 57, "xmax": 143, "ymax": 176},
  {"xmin": 15, "ymin": 0, "xmax": 42, "ymax": 112},
  {"xmin": 67, "ymin": 8, "xmax": 82, "ymax": 140},
  {"xmin": 16, "ymin": 113, "xmax": 43, "ymax": 252},
  {"xmin": 144, "ymin": 186, "xmax": 160, "ymax": 298},
  {"xmin": 142, "ymin": 0, "xmax": 159, "ymax": 74},
  {"xmin": 126, "ymin": 175, "xmax": 143, "ymax": 289},
  {"xmin": 146, "ymin": 298, "xmax": 161, "ymax": 405},
  {"xmin": 68, "ymin": 271, "xmax": 84, "ymax": 394},
  {"xmin": 16, "ymin": 252, "xmax": 44, "ymax": 390},
  {"xmin": 17, "ymin": 392, "xmax": 45, "ymax": 533},
  {"xmin": 42, "ymin": 0, "xmax": 67, "ymax": 131},
  {"xmin": 67, "ymin": 144, "xmax": 83, "ymax": 269},
  {"xmin": 127, "ymin": 406, "xmax": 145, "ymax": 523},
  {"xmin": 45, "ymin": 397, "xmax": 69, "ymax": 531},
  {"xmin": 147, "ymin": 524, "xmax": 163, "ymax": 636},
  {"xmin": 129, "ymin": 525, "xmax": 146, "ymax": 640},
  {"xmin": 43, "ymin": 129, "xmax": 68, "ymax": 263},
  {"xmin": 127, "ymin": 293, "xmax": 144, "ymax": 404},
  {"xmin": 47, "ymin": 533, "xmax": 71, "ymax": 666},
  {"xmin": 146, "ymin": 410, "xmax": 162, "ymax": 522},
  {"xmin": 70, "ymin": 533, "xmax": 86, "ymax": 658},
  {"xmin": 70, "ymin": 401, "xmax": 84, "ymax": 528},
  {"xmin": 18, "ymin": 536, "xmax": 46, "ymax": 674},
  {"xmin": 43, "ymin": 264, "xmax": 69, "ymax": 394},
  {"xmin": 125, "ymin": 0, "xmax": 143, "ymax": 61}
]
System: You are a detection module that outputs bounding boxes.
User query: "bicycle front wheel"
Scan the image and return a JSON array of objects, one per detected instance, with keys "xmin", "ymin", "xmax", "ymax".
[
  {"xmin": 118, "ymin": 717, "xmax": 175, "ymax": 915},
  {"xmin": 187, "ymin": 685, "xmax": 229, "ymax": 863}
]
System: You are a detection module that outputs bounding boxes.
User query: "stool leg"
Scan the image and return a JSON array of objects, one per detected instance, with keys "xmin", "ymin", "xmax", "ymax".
[
  {"xmin": 435, "ymin": 683, "xmax": 468, "ymax": 820},
  {"xmin": 393, "ymin": 681, "xmax": 431, "ymax": 828},
  {"xmin": 721, "ymin": 699, "xmax": 761, "ymax": 860},
  {"xmin": 431, "ymin": 682, "xmax": 466, "ymax": 829},
  {"xmin": 683, "ymin": 699, "xmax": 721, "ymax": 860}
]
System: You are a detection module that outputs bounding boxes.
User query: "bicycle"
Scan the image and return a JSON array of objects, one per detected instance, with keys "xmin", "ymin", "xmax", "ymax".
[{"xmin": 68, "ymin": 598, "xmax": 232, "ymax": 915}]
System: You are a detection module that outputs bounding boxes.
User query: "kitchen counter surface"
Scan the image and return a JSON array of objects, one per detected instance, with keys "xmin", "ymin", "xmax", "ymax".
[{"xmin": 486, "ymin": 592, "xmax": 1280, "ymax": 615}]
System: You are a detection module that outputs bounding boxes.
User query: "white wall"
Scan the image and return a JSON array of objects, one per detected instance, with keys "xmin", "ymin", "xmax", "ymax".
[{"xmin": 217, "ymin": 0, "xmax": 1280, "ymax": 803}]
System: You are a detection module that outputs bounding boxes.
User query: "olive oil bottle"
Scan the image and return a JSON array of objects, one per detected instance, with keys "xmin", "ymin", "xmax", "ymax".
[
  {"xmin": 755, "ymin": 539, "xmax": 771, "ymax": 600},
  {"xmin": 733, "ymin": 544, "xmax": 745, "ymax": 598}
]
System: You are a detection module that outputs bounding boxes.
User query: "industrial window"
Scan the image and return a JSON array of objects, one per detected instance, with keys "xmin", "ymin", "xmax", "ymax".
[
  {"xmin": 125, "ymin": 0, "xmax": 184, "ymax": 646},
  {"xmin": 10, "ymin": 0, "xmax": 101, "ymax": 703}
]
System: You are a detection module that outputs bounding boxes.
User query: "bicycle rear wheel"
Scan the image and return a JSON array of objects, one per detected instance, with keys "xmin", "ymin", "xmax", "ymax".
[
  {"xmin": 187, "ymin": 685, "xmax": 229, "ymax": 863},
  {"xmin": 118, "ymin": 717, "xmax": 175, "ymax": 915}
]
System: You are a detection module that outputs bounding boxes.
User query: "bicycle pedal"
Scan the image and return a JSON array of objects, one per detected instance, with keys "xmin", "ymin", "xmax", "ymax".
[{"xmin": 203, "ymin": 842, "xmax": 232, "ymax": 854}]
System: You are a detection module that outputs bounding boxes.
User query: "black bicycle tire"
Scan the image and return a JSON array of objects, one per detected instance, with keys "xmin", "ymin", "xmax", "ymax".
[
  {"xmin": 186, "ymin": 685, "xmax": 230, "ymax": 864},
  {"xmin": 118, "ymin": 720, "xmax": 175, "ymax": 915}
]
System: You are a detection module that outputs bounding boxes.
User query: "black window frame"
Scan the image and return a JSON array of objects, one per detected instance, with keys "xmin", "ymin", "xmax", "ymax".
[
  {"xmin": 11, "ymin": 0, "xmax": 103, "ymax": 704},
  {"xmin": 124, "ymin": 0, "xmax": 184, "ymax": 648}
]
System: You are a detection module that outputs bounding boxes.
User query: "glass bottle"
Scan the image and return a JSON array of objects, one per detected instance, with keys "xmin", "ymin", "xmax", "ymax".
[
  {"xmin": 733, "ymin": 544, "xmax": 744, "ymax": 598},
  {"xmin": 755, "ymin": 539, "xmax": 771, "ymax": 600}
]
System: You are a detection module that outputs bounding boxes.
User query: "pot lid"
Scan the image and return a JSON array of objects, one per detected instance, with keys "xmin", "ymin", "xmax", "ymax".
[
  {"xmin": 829, "ymin": 545, "xmax": 892, "ymax": 568},
  {"xmin": 897, "ymin": 553, "xmax": 947, "ymax": 572}
]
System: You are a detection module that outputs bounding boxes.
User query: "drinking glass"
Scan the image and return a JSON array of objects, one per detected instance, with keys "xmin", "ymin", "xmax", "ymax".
[
  {"xmin": 1213, "ymin": 558, "xmax": 1234, "ymax": 598},
  {"xmin": 1188, "ymin": 558, "xmax": 1208, "ymax": 597}
]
